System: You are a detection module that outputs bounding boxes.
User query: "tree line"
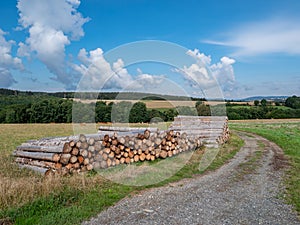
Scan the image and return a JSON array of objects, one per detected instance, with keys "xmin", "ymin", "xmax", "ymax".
[{"xmin": 0, "ymin": 94, "xmax": 299, "ymax": 123}]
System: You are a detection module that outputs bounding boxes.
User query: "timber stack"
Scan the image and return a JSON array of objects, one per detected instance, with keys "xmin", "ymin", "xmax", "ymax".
[
  {"xmin": 13, "ymin": 129, "xmax": 200, "ymax": 175},
  {"xmin": 13, "ymin": 116, "xmax": 229, "ymax": 175},
  {"xmin": 169, "ymin": 116, "xmax": 229, "ymax": 148}
]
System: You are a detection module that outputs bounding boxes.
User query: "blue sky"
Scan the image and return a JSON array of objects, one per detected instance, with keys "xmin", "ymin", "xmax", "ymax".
[{"xmin": 0, "ymin": 0, "xmax": 300, "ymax": 99}]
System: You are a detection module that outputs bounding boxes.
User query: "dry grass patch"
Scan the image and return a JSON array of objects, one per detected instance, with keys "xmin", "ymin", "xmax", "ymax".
[{"xmin": 0, "ymin": 124, "xmax": 83, "ymax": 210}]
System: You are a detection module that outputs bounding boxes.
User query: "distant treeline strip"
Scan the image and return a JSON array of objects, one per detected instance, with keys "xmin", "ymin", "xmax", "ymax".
[
  {"xmin": 0, "ymin": 89, "xmax": 300, "ymax": 123},
  {"xmin": 0, "ymin": 88, "xmax": 206, "ymax": 101}
]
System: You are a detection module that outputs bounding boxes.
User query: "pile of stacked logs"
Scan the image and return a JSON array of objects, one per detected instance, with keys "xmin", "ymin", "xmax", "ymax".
[
  {"xmin": 169, "ymin": 116, "xmax": 229, "ymax": 148},
  {"xmin": 14, "ymin": 129, "xmax": 201, "ymax": 175},
  {"xmin": 13, "ymin": 116, "xmax": 229, "ymax": 175}
]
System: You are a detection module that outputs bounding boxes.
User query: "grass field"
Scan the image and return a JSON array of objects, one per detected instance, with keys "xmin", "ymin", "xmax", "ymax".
[
  {"xmin": 0, "ymin": 124, "xmax": 243, "ymax": 224},
  {"xmin": 2, "ymin": 120, "xmax": 299, "ymax": 224},
  {"xmin": 229, "ymin": 120, "xmax": 300, "ymax": 213}
]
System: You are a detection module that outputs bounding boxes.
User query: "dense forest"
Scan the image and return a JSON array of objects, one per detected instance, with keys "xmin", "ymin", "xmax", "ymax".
[{"xmin": 0, "ymin": 89, "xmax": 299, "ymax": 123}]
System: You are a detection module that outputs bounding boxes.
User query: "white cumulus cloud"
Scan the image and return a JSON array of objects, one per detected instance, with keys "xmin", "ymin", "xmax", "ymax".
[
  {"xmin": 175, "ymin": 49, "xmax": 236, "ymax": 94},
  {"xmin": 17, "ymin": 0, "xmax": 89, "ymax": 89},
  {"xmin": 74, "ymin": 48, "xmax": 165, "ymax": 91},
  {"xmin": 204, "ymin": 18, "xmax": 300, "ymax": 56},
  {"xmin": 0, "ymin": 29, "xmax": 24, "ymax": 87}
]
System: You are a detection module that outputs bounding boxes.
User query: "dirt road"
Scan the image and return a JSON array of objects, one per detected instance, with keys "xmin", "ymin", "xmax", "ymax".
[{"xmin": 83, "ymin": 132, "xmax": 300, "ymax": 225}]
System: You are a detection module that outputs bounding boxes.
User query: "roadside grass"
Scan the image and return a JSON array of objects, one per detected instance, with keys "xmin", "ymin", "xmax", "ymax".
[
  {"xmin": 229, "ymin": 121, "xmax": 300, "ymax": 213},
  {"xmin": 0, "ymin": 124, "xmax": 243, "ymax": 224}
]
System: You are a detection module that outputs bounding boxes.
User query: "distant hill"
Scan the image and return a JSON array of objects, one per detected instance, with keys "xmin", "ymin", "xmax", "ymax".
[{"xmin": 239, "ymin": 96, "xmax": 289, "ymax": 102}]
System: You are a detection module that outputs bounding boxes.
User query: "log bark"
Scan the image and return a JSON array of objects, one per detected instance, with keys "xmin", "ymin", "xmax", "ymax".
[
  {"xmin": 18, "ymin": 164, "xmax": 49, "ymax": 174},
  {"xmin": 15, "ymin": 157, "xmax": 56, "ymax": 169},
  {"xmin": 16, "ymin": 145, "xmax": 63, "ymax": 153},
  {"xmin": 14, "ymin": 151, "xmax": 60, "ymax": 162}
]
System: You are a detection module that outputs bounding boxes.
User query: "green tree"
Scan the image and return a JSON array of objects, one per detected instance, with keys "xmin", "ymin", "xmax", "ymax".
[
  {"xmin": 254, "ymin": 100, "xmax": 259, "ymax": 106},
  {"xmin": 261, "ymin": 99, "xmax": 267, "ymax": 107},
  {"xmin": 285, "ymin": 96, "xmax": 300, "ymax": 109},
  {"xmin": 129, "ymin": 102, "xmax": 148, "ymax": 123}
]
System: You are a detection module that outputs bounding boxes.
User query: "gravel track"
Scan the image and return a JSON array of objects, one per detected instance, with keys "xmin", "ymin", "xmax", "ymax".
[{"xmin": 83, "ymin": 132, "xmax": 300, "ymax": 225}]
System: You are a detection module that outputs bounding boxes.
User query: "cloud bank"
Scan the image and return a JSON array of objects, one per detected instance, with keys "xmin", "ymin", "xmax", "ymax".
[{"xmin": 205, "ymin": 18, "xmax": 300, "ymax": 57}]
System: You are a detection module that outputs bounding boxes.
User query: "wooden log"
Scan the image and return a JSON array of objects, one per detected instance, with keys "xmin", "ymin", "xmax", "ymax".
[
  {"xmin": 76, "ymin": 141, "xmax": 81, "ymax": 148},
  {"xmin": 73, "ymin": 162, "xmax": 80, "ymax": 169},
  {"xmin": 119, "ymin": 137, "xmax": 125, "ymax": 145},
  {"xmin": 16, "ymin": 145, "xmax": 63, "ymax": 153},
  {"xmin": 104, "ymin": 148, "xmax": 110, "ymax": 154},
  {"xmin": 94, "ymin": 142, "xmax": 102, "ymax": 151},
  {"xmin": 102, "ymin": 153, "xmax": 108, "ymax": 161},
  {"xmin": 145, "ymin": 154, "xmax": 151, "ymax": 161},
  {"xmin": 55, "ymin": 162, "xmax": 62, "ymax": 169},
  {"xmin": 69, "ymin": 155, "xmax": 78, "ymax": 164},
  {"xmin": 139, "ymin": 153, "xmax": 146, "ymax": 161},
  {"xmin": 103, "ymin": 134, "xmax": 110, "ymax": 142},
  {"xmin": 128, "ymin": 151, "xmax": 134, "ymax": 158},
  {"xmin": 134, "ymin": 154, "xmax": 139, "ymax": 162},
  {"xmin": 79, "ymin": 134, "xmax": 87, "ymax": 142},
  {"xmin": 111, "ymin": 138, "xmax": 118, "ymax": 146},
  {"xmin": 108, "ymin": 151, "xmax": 115, "ymax": 159},
  {"xmin": 87, "ymin": 164, "xmax": 93, "ymax": 171},
  {"xmin": 18, "ymin": 164, "xmax": 49, "ymax": 174},
  {"xmin": 69, "ymin": 140, "xmax": 76, "ymax": 147},
  {"xmin": 115, "ymin": 147, "xmax": 121, "ymax": 155},
  {"xmin": 60, "ymin": 153, "xmax": 71, "ymax": 165},
  {"xmin": 81, "ymin": 142, "xmax": 89, "ymax": 150},
  {"xmin": 63, "ymin": 143, "xmax": 72, "ymax": 153},
  {"xmin": 83, "ymin": 158, "xmax": 90, "ymax": 166},
  {"xmin": 88, "ymin": 146, "xmax": 95, "ymax": 152},
  {"xmin": 119, "ymin": 145, "xmax": 125, "ymax": 151},
  {"xmin": 120, "ymin": 157, "xmax": 125, "ymax": 164},
  {"xmin": 88, "ymin": 138, "xmax": 95, "ymax": 146},
  {"xmin": 144, "ymin": 129, "xmax": 150, "ymax": 139},
  {"xmin": 80, "ymin": 149, "xmax": 88, "ymax": 157},
  {"xmin": 107, "ymin": 158, "xmax": 112, "ymax": 167},
  {"xmin": 154, "ymin": 138, "xmax": 161, "ymax": 146},
  {"xmin": 71, "ymin": 147, "xmax": 79, "ymax": 156},
  {"xmin": 78, "ymin": 155, "xmax": 84, "ymax": 164},
  {"xmin": 159, "ymin": 150, "xmax": 167, "ymax": 159},
  {"xmin": 15, "ymin": 157, "xmax": 57, "ymax": 169},
  {"xmin": 125, "ymin": 157, "xmax": 131, "ymax": 164},
  {"xmin": 14, "ymin": 151, "xmax": 60, "ymax": 162}
]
